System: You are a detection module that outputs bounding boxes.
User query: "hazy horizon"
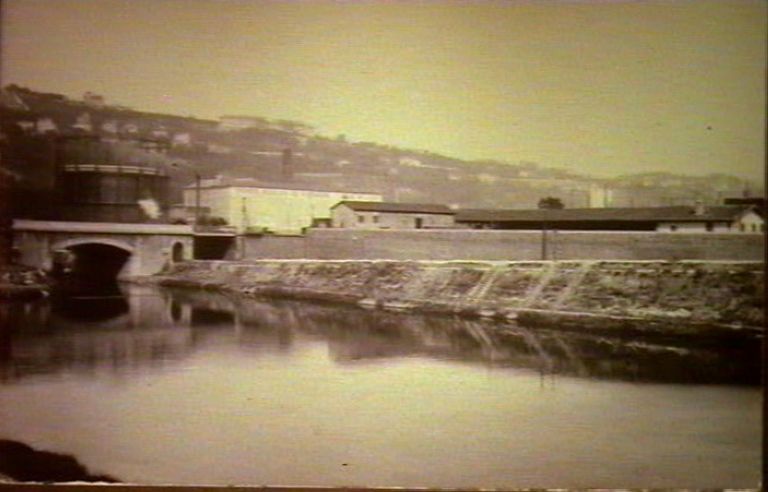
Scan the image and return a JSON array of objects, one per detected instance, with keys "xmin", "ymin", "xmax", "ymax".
[{"xmin": 2, "ymin": 0, "xmax": 765, "ymax": 181}]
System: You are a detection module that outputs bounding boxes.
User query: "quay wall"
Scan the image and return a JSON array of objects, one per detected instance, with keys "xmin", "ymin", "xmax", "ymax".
[
  {"xmin": 242, "ymin": 229, "xmax": 765, "ymax": 262},
  {"xmin": 156, "ymin": 259, "xmax": 764, "ymax": 339}
]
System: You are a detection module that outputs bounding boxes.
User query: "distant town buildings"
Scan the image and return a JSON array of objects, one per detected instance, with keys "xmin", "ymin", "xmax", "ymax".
[
  {"xmin": 1, "ymin": 85, "xmax": 763, "ymax": 225},
  {"xmin": 331, "ymin": 201, "xmax": 456, "ymax": 230},
  {"xmin": 217, "ymin": 115, "xmax": 270, "ymax": 132},
  {"xmin": 72, "ymin": 112, "xmax": 93, "ymax": 133},
  {"xmin": 172, "ymin": 132, "xmax": 192, "ymax": 147},
  {"xmin": 588, "ymin": 184, "xmax": 611, "ymax": 208},
  {"xmin": 82, "ymin": 91, "xmax": 106, "ymax": 109}
]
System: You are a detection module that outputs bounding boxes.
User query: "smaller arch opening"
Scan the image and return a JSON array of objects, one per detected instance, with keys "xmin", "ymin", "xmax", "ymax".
[
  {"xmin": 171, "ymin": 242, "xmax": 185, "ymax": 263},
  {"xmin": 170, "ymin": 300, "xmax": 182, "ymax": 323}
]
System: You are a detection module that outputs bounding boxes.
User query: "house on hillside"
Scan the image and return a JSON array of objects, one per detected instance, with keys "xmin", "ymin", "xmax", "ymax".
[
  {"xmin": 217, "ymin": 115, "xmax": 270, "ymax": 132},
  {"xmin": 455, "ymin": 204, "xmax": 764, "ymax": 233},
  {"xmin": 181, "ymin": 180, "xmax": 382, "ymax": 234},
  {"xmin": 331, "ymin": 201, "xmax": 455, "ymax": 229},
  {"xmin": 83, "ymin": 91, "xmax": 105, "ymax": 108}
]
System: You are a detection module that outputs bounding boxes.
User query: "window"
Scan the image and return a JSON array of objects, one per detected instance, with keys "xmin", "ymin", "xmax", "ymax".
[
  {"xmin": 705, "ymin": 222, "xmax": 713, "ymax": 232},
  {"xmin": 740, "ymin": 224, "xmax": 746, "ymax": 232},
  {"xmin": 373, "ymin": 215, "xmax": 379, "ymax": 223},
  {"xmin": 357, "ymin": 215, "xmax": 365, "ymax": 223},
  {"xmin": 669, "ymin": 225, "xmax": 678, "ymax": 232},
  {"xmin": 751, "ymin": 224, "xmax": 757, "ymax": 232}
]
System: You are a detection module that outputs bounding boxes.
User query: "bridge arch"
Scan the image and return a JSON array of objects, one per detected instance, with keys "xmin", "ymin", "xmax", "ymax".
[
  {"xmin": 51, "ymin": 237, "xmax": 137, "ymax": 281},
  {"xmin": 52, "ymin": 237, "xmax": 135, "ymax": 254}
]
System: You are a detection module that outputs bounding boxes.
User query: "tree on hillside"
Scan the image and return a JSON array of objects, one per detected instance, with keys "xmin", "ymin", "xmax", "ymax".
[{"xmin": 538, "ymin": 196, "xmax": 565, "ymax": 210}]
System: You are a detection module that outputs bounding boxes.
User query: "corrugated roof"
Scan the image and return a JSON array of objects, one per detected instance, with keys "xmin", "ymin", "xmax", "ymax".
[
  {"xmin": 335, "ymin": 201, "xmax": 455, "ymax": 215},
  {"xmin": 455, "ymin": 206, "xmax": 755, "ymax": 223}
]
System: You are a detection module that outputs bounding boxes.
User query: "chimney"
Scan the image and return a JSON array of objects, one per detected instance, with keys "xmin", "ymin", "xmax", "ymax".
[
  {"xmin": 281, "ymin": 148, "xmax": 293, "ymax": 180},
  {"xmin": 693, "ymin": 200, "xmax": 706, "ymax": 216}
]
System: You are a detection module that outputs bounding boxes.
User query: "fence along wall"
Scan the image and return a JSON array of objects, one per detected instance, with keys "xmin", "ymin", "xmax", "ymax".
[{"xmin": 241, "ymin": 229, "xmax": 765, "ymax": 261}]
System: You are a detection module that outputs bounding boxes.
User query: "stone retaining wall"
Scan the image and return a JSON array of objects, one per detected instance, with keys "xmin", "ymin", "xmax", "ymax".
[
  {"xmin": 242, "ymin": 229, "xmax": 765, "ymax": 261},
  {"xmin": 155, "ymin": 260, "xmax": 764, "ymax": 340}
]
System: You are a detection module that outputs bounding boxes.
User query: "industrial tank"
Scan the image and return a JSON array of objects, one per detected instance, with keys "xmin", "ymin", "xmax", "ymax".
[{"xmin": 56, "ymin": 136, "xmax": 170, "ymax": 223}]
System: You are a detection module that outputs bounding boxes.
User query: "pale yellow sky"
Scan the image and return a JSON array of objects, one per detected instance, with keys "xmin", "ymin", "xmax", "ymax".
[{"xmin": 2, "ymin": 0, "xmax": 766, "ymax": 179}]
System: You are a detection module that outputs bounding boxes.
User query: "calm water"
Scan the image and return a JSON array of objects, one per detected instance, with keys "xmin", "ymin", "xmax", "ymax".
[{"xmin": 0, "ymin": 284, "xmax": 761, "ymax": 488}]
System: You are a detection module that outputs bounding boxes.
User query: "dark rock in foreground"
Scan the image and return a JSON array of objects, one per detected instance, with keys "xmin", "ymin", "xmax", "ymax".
[{"xmin": 0, "ymin": 439, "xmax": 118, "ymax": 483}]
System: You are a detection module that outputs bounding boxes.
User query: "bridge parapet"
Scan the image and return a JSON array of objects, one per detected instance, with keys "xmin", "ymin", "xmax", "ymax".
[{"xmin": 13, "ymin": 220, "xmax": 193, "ymax": 235}]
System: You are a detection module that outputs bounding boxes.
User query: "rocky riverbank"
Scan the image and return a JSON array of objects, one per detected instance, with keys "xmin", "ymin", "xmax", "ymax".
[
  {"xmin": 151, "ymin": 259, "xmax": 764, "ymax": 343},
  {"xmin": 0, "ymin": 264, "xmax": 50, "ymax": 300}
]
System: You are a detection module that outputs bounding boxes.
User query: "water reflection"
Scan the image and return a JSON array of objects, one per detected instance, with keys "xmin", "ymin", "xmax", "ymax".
[{"xmin": 0, "ymin": 285, "xmax": 760, "ymax": 385}]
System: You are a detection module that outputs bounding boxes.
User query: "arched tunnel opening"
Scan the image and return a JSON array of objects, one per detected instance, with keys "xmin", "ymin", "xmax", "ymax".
[
  {"xmin": 54, "ymin": 243, "xmax": 131, "ymax": 295},
  {"xmin": 50, "ymin": 243, "xmax": 132, "ymax": 320}
]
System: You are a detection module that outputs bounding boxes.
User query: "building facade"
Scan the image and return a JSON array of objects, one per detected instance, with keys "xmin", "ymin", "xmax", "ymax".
[
  {"xmin": 656, "ymin": 208, "xmax": 764, "ymax": 233},
  {"xmin": 182, "ymin": 182, "xmax": 382, "ymax": 234},
  {"xmin": 331, "ymin": 201, "xmax": 455, "ymax": 229}
]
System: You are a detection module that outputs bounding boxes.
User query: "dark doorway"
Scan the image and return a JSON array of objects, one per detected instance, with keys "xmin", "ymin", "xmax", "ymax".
[
  {"xmin": 172, "ymin": 242, "xmax": 184, "ymax": 262},
  {"xmin": 193, "ymin": 236, "xmax": 235, "ymax": 260},
  {"xmin": 170, "ymin": 300, "xmax": 182, "ymax": 322},
  {"xmin": 415, "ymin": 217, "xmax": 423, "ymax": 229}
]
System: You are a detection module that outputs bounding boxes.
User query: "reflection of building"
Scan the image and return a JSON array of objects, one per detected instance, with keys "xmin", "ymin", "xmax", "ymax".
[
  {"xmin": 331, "ymin": 201, "xmax": 455, "ymax": 229},
  {"xmin": 456, "ymin": 205, "xmax": 764, "ymax": 233},
  {"xmin": 182, "ymin": 181, "xmax": 382, "ymax": 233}
]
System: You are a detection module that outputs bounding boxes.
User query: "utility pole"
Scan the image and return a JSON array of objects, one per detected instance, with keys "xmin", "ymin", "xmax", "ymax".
[
  {"xmin": 194, "ymin": 173, "xmax": 201, "ymax": 227},
  {"xmin": 537, "ymin": 197, "xmax": 563, "ymax": 261},
  {"xmin": 241, "ymin": 197, "xmax": 248, "ymax": 231}
]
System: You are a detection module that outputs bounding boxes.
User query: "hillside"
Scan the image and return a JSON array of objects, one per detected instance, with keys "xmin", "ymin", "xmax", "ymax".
[{"xmin": 0, "ymin": 85, "xmax": 757, "ymax": 212}]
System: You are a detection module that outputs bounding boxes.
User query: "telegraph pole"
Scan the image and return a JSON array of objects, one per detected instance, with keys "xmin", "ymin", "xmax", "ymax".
[{"xmin": 194, "ymin": 173, "xmax": 201, "ymax": 227}]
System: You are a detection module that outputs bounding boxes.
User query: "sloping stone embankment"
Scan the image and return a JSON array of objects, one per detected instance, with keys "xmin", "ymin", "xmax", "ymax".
[{"xmin": 154, "ymin": 260, "xmax": 763, "ymax": 342}]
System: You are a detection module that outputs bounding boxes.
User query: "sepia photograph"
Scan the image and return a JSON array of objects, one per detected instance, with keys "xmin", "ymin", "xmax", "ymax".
[{"xmin": 0, "ymin": 0, "xmax": 764, "ymax": 489}]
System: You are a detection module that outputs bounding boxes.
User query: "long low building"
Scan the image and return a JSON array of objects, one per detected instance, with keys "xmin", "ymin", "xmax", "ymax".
[
  {"xmin": 331, "ymin": 201, "xmax": 456, "ymax": 229},
  {"xmin": 455, "ymin": 204, "xmax": 764, "ymax": 233}
]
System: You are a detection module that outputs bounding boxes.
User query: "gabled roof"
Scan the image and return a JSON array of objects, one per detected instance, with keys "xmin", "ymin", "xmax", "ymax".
[
  {"xmin": 455, "ymin": 205, "xmax": 757, "ymax": 223},
  {"xmin": 334, "ymin": 201, "xmax": 455, "ymax": 215}
]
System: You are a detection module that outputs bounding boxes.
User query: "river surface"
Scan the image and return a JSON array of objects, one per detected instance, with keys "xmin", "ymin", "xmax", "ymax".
[{"xmin": 0, "ymin": 284, "xmax": 761, "ymax": 488}]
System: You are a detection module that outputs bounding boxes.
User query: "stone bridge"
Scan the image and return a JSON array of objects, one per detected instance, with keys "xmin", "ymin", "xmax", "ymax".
[{"xmin": 13, "ymin": 220, "xmax": 196, "ymax": 278}]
